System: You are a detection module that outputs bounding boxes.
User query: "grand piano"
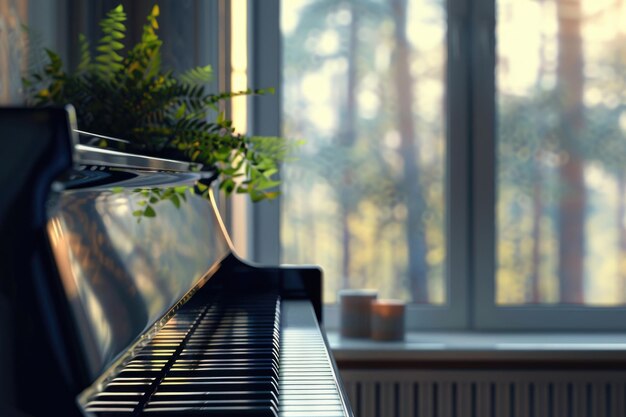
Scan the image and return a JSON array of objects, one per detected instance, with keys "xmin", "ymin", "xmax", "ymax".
[{"xmin": 0, "ymin": 107, "xmax": 353, "ymax": 417}]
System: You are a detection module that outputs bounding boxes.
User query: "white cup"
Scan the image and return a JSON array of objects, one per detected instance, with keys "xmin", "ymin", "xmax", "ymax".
[{"xmin": 339, "ymin": 289, "xmax": 378, "ymax": 338}]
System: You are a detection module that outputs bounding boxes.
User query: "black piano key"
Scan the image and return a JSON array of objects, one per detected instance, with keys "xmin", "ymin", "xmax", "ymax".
[
  {"xmin": 161, "ymin": 376, "xmax": 279, "ymax": 385},
  {"xmin": 101, "ymin": 377, "xmax": 158, "ymax": 393},
  {"xmin": 168, "ymin": 365, "xmax": 280, "ymax": 379},
  {"xmin": 168, "ymin": 366, "xmax": 278, "ymax": 378},
  {"xmin": 83, "ymin": 407, "xmax": 137, "ymax": 415},
  {"xmin": 172, "ymin": 359, "xmax": 280, "ymax": 368},
  {"xmin": 117, "ymin": 370, "xmax": 165, "ymax": 378},
  {"xmin": 185, "ymin": 340, "xmax": 277, "ymax": 348},
  {"xmin": 156, "ymin": 379, "xmax": 277, "ymax": 393},
  {"xmin": 190, "ymin": 333, "xmax": 279, "ymax": 339},
  {"xmin": 145, "ymin": 399, "xmax": 275, "ymax": 407},
  {"xmin": 151, "ymin": 390, "xmax": 278, "ymax": 403},
  {"xmin": 85, "ymin": 400, "xmax": 140, "ymax": 408},
  {"xmin": 193, "ymin": 331, "xmax": 278, "ymax": 337},
  {"xmin": 84, "ymin": 293, "xmax": 284, "ymax": 416},
  {"xmin": 89, "ymin": 392, "xmax": 145, "ymax": 403},
  {"xmin": 179, "ymin": 350, "xmax": 278, "ymax": 361},
  {"xmin": 142, "ymin": 405, "xmax": 278, "ymax": 416}
]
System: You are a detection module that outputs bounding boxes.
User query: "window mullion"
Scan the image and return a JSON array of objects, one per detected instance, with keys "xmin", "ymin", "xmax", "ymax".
[
  {"xmin": 247, "ymin": 0, "xmax": 281, "ymax": 264},
  {"xmin": 447, "ymin": 0, "xmax": 472, "ymax": 329},
  {"xmin": 470, "ymin": 0, "xmax": 497, "ymax": 329}
]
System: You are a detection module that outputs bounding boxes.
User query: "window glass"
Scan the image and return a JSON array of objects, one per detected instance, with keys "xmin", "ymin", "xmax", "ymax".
[
  {"xmin": 281, "ymin": 0, "xmax": 447, "ymax": 304},
  {"xmin": 497, "ymin": 0, "xmax": 626, "ymax": 305}
]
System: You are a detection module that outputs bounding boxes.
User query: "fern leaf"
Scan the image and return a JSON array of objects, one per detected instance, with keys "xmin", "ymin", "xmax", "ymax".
[
  {"xmin": 179, "ymin": 65, "xmax": 213, "ymax": 86},
  {"xmin": 125, "ymin": 4, "xmax": 162, "ymax": 81},
  {"xmin": 148, "ymin": 5, "xmax": 160, "ymax": 29},
  {"xmin": 95, "ymin": 4, "xmax": 126, "ymax": 79},
  {"xmin": 21, "ymin": 25, "xmax": 48, "ymax": 77},
  {"xmin": 77, "ymin": 34, "xmax": 91, "ymax": 72},
  {"xmin": 44, "ymin": 49, "xmax": 63, "ymax": 74}
]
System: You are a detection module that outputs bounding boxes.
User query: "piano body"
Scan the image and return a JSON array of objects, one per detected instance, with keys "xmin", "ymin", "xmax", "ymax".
[{"xmin": 0, "ymin": 107, "xmax": 353, "ymax": 417}]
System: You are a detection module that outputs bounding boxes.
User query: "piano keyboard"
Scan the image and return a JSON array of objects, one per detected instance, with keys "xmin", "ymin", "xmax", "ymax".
[
  {"xmin": 279, "ymin": 301, "xmax": 349, "ymax": 417},
  {"xmin": 82, "ymin": 295, "xmax": 349, "ymax": 417}
]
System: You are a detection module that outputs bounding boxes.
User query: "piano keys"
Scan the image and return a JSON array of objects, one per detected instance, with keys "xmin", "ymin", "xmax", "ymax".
[{"xmin": 0, "ymin": 107, "xmax": 353, "ymax": 417}]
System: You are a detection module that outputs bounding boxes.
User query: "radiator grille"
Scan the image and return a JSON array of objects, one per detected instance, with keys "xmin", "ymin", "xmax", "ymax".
[{"xmin": 341, "ymin": 370, "xmax": 626, "ymax": 417}]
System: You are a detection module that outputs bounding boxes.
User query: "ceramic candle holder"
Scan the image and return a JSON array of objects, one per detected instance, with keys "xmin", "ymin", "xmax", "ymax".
[
  {"xmin": 370, "ymin": 299, "xmax": 405, "ymax": 341},
  {"xmin": 339, "ymin": 289, "xmax": 378, "ymax": 338}
]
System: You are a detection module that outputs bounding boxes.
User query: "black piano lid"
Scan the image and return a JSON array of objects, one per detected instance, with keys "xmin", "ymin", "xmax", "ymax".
[
  {"xmin": 47, "ymin": 150, "xmax": 232, "ymax": 383},
  {"xmin": 1, "ymin": 107, "xmax": 230, "ymax": 409},
  {"xmin": 49, "ymin": 172, "xmax": 232, "ymax": 372}
]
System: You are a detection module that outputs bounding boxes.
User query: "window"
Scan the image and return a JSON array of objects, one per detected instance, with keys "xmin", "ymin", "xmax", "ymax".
[
  {"xmin": 277, "ymin": 0, "xmax": 464, "ymax": 329},
  {"xmin": 479, "ymin": 0, "xmax": 626, "ymax": 329},
  {"xmin": 496, "ymin": 0, "xmax": 626, "ymax": 306},
  {"xmin": 248, "ymin": 0, "xmax": 626, "ymax": 330},
  {"xmin": 281, "ymin": 1, "xmax": 447, "ymax": 306}
]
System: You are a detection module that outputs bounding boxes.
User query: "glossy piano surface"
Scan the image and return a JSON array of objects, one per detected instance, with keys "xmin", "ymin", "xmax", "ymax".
[
  {"xmin": 79, "ymin": 288, "xmax": 351, "ymax": 417},
  {"xmin": 47, "ymin": 168, "xmax": 231, "ymax": 379}
]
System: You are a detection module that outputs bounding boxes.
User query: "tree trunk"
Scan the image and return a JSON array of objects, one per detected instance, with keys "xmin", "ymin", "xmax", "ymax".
[
  {"xmin": 340, "ymin": 1, "xmax": 359, "ymax": 288},
  {"xmin": 529, "ymin": 0, "xmax": 549, "ymax": 304},
  {"xmin": 557, "ymin": 0, "xmax": 586, "ymax": 303},
  {"xmin": 530, "ymin": 179, "xmax": 543, "ymax": 302},
  {"xmin": 389, "ymin": 0, "xmax": 429, "ymax": 303},
  {"xmin": 618, "ymin": 173, "xmax": 626, "ymax": 302}
]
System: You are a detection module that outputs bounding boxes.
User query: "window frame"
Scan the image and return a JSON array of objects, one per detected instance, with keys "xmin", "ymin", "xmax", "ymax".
[
  {"xmin": 469, "ymin": 0, "xmax": 626, "ymax": 330},
  {"xmin": 247, "ymin": 0, "xmax": 281, "ymax": 265},
  {"xmin": 246, "ymin": 0, "xmax": 626, "ymax": 331}
]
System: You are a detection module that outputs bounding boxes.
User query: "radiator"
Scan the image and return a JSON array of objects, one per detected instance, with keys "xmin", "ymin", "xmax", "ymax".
[{"xmin": 341, "ymin": 370, "xmax": 626, "ymax": 417}]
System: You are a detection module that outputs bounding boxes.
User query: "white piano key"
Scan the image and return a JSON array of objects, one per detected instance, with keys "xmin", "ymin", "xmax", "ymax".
[{"xmin": 279, "ymin": 301, "xmax": 352, "ymax": 417}]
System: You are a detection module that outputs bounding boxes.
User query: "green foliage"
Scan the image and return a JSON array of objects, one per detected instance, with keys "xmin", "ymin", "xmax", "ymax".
[
  {"xmin": 23, "ymin": 4, "xmax": 289, "ymax": 201},
  {"xmin": 94, "ymin": 4, "xmax": 125, "ymax": 77},
  {"xmin": 128, "ymin": 186, "xmax": 189, "ymax": 222}
]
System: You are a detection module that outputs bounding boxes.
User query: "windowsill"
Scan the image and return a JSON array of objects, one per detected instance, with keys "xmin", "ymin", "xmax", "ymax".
[{"xmin": 326, "ymin": 331, "xmax": 626, "ymax": 365}]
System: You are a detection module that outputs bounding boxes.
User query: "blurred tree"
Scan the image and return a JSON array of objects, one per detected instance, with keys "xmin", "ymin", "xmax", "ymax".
[
  {"xmin": 498, "ymin": 89, "xmax": 559, "ymax": 303},
  {"xmin": 592, "ymin": 33, "xmax": 626, "ymax": 302},
  {"xmin": 388, "ymin": 0, "xmax": 429, "ymax": 302},
  {"xmin": 556, "ymin": 0, "xmax": 586, "ymax": 303},
  {"xmin": 282, "ymin": 0, "xmax": 445, "ymax": 302}
]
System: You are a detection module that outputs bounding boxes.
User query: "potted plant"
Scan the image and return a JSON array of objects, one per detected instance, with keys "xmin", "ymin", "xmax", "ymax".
[{"xmin": 23, "ymin": 4, "xmax": 290, "ymax": 201}]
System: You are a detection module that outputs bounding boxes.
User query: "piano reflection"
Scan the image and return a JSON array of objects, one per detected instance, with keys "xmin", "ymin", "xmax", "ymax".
[{"xmin": 0, "ymin": 107, "xmax": 353, "ymax": 417}]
